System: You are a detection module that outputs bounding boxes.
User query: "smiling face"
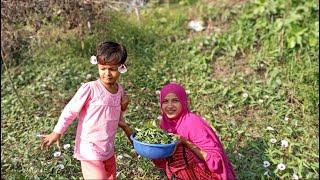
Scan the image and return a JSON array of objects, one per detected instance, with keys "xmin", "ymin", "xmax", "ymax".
[
  {"xmin": 98, "ymin": 62, "xmax": 120, "ymax": 85},
  {"xmin": 161, "ymin": 93, "xmax": 183, "ymax": 119}
]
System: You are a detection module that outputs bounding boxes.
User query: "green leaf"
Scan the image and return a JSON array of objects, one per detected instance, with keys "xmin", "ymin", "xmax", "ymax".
[
  {"xmin": 288, "ymin": 37, "xmax": 296, "ymax": 48},
  {"xmin": 308, "ymin": 37, "xmax": 318, "ymax": 47}
]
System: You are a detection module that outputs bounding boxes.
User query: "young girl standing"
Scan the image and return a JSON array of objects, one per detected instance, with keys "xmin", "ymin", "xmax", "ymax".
[
  {"xmin": 41, "ymin": 41, "xmax": 133, "ymax": 179},
  {"xmin": 153, "ymin": 83, "xmax": 236, "ymax": 180}
]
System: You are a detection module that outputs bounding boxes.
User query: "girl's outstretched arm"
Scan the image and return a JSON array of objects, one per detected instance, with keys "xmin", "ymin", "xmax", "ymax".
[
  {"xmin": 53, "ymin": 83, "xmax": 91, "ymax": 134},
  {"xmin": 41, "ymin": 132, "xmax": 61, "ymax": 150},
  {"xmin": 40, "ymin": 83, "xmax": 91, "ymax": 150}
]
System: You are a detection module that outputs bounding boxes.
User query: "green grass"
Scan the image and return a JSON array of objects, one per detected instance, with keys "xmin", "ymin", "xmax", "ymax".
[{"xmin": 1, "ymin": 0, "xmax": 318, "ymax": 179}]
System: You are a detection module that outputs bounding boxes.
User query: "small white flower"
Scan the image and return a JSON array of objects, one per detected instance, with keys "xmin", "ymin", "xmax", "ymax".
[
  {"xmin": 266, "ymin": 126, "xmax": 274, "ymax": 131},
  {"xmin": 264, "ymin": 95, "xmax": 269, "ymax": 99},
  {"xmin": 56, "ymin": 164, "xmax": 64, "ymax": 170},
  {"xmin": 242, "ymin": 93, "xmax": 248, "ymax": 98},
  {"xmin": 87, "ymin": 21, "xmax": 91, "ymax": 29},
  {"xmin": 277, "ymin": 163, "xmax": 286, "ymax": 171},
  {"xmin": 123, "ymin": 153, "xmax": 132, "ymax": 158},
  {"xmin": 187, "ymin": 20, "xmax": 205, "ymax": 31},
  {"xmin": 157, "ymin": 115, "xmax": 163, "ymax": 121},
  {"xmin": 237, "ymin": 153, "xmax": 244, "ymax": 159},
  {"xmin": 258, "ymin": 99, "xmax": 264, "ymax": 103},
  {"xmin": 53, "ymin": 151, "xmax": 61, "ymax": 157},
  {"xmin": 63, "ymin": 144, "xmax": 71, "ymax": 150},
  {"xmin": 155, "ymin": 90, "xmax": 161, "ymax": 95},
  {"xmin": 90, "ymin": 55, "xmax": 97, "ymax": 64},
  {"xmin": 130, "ymin": 149, "xmax": 135, "ymax": 154},
  {"xmin": 270, "ymin": 138, "xmax": 277, "ymax": 144},
  {"xmin": 86, "ymin": 74, "xmax": 92, "ymax": 80},
  {"xmin": 284, "ymin": 116, "xmax": 289, "ymax": 121},
  {"xmin": 36, "ymin": 133, "xmax": 43, "ymax": 138},
  {"xmin": 228, "ymin": 104, "xmax": 233, "ymax": 108},
  {"xmin": 263, "ymin": 171, "xmax": 270, "ymax": 177},
  {"xmin": 117, "ymin": 155, "xmax": 123, "ymax": 160},
  {"xmin": 263, "ymin": 161, "xmax": 270, "ymax": 168},
  {"xmin": 186, "ymin": 90, "xmax": 191, "ymax": 94},
  {"xmin": 281, "ymin": 140, "xmax": 289, "ymax": 148},
  {"xmin": 292, "ymin": 173, "xmax": 299, "ymax": 180},
  {"xmin": 118, "ymin": 64, "xmax": 127, "ymax": 73},
  {"xmin": 171, "ymin": 78, "xmax": 177, "ymax": 82}
]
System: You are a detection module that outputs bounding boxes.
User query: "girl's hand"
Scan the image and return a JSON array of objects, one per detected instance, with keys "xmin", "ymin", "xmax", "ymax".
[
  {"xmin": 121, "ymin": 94, "xmax": 130, "ymax": 111},
  {"xmin": 41, "ymin": 132, "xmax": 61, "ymax": 150}
]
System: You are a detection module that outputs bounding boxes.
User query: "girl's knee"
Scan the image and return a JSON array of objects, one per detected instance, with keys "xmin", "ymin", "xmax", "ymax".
[{"xmin": 81, "ymin": 160, "xmax": 110, "ymax": 179}]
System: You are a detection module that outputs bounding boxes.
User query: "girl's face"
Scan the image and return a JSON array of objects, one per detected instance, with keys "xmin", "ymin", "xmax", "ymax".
[
  {"xmin": 161, "ymin": 93, "xmax": 182, "ymax": 119},
  {"xmin": 98, "ymin": 63, "xmax": 120, "ymax": 85}
]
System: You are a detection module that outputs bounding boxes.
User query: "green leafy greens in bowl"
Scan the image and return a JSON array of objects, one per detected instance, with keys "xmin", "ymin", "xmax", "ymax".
[{"xmin": 134, "ymin": 127, "xmax": 178, "ymax": 144}]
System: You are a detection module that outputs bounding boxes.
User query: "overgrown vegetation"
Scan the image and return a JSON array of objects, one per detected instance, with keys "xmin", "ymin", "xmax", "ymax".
[{"xmin": 1, "ymin": 0, "xmax": 318, "ymax": 179}]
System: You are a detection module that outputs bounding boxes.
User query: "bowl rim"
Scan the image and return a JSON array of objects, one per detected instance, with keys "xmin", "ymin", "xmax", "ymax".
[{"xmin": 130, "ymin": 133, "xmax": 177, "ymax": 147}]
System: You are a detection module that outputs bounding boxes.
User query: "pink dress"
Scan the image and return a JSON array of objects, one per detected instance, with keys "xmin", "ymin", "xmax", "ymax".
[
  {"xmin": 157, "ymin": 83, "xmax": 236, "ymax": 180},
  {"xmin": 53, "ymin": 80, "xmax": 124, "ymax": 160}
]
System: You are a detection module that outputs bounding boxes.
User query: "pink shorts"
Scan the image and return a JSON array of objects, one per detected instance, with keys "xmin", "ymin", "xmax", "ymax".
[{"xmin": 81, "ymin": 155, "xmax": 116, "ymax": 180}]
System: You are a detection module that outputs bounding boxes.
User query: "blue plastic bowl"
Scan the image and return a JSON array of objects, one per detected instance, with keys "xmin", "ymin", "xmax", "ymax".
[{"xmin": 130, "ymin": 133, "xmax": 177, "ymax": 159}]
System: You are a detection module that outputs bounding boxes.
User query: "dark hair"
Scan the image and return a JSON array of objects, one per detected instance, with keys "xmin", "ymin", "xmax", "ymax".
[{"xmin": 96, "ymin": 41, "xmax": 127, "ymax": 65}]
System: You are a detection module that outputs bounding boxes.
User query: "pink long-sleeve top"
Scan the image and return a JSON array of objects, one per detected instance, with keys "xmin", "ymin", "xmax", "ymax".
[{"xmin": 53, "ymin": 80, "xmax": 124, "ymax": 160}]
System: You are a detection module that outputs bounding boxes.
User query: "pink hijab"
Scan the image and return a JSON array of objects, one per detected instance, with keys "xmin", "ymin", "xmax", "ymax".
[
  {"xmin": 159, "ymin": 83, "xmax": 236, "ymax": 180},
  {"xmin": 160, "ymin": 83, "xmax": 189, "ymax": 130}
]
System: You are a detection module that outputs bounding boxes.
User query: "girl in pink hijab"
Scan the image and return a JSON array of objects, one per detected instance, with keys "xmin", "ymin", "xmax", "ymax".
[{"xmin": 153, "ymin": 83, "xmax": 236, "ymax": 180}]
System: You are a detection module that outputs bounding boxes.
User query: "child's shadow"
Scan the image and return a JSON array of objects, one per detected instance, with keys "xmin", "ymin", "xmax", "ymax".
[{"xmin": 226, "ymin": 137, "xmax": 270, "ymax": 180}]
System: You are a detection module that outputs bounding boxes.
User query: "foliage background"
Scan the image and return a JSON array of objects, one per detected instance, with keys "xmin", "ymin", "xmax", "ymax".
[{"xmin": 1, "ymin": 0, "xmax": 319, "ymax": 179}]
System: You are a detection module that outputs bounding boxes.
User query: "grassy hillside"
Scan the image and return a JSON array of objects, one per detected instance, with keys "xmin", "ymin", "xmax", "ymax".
[{"xmin": 1, "ymin": 0, "xmax": 318, "ymax": 179}]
